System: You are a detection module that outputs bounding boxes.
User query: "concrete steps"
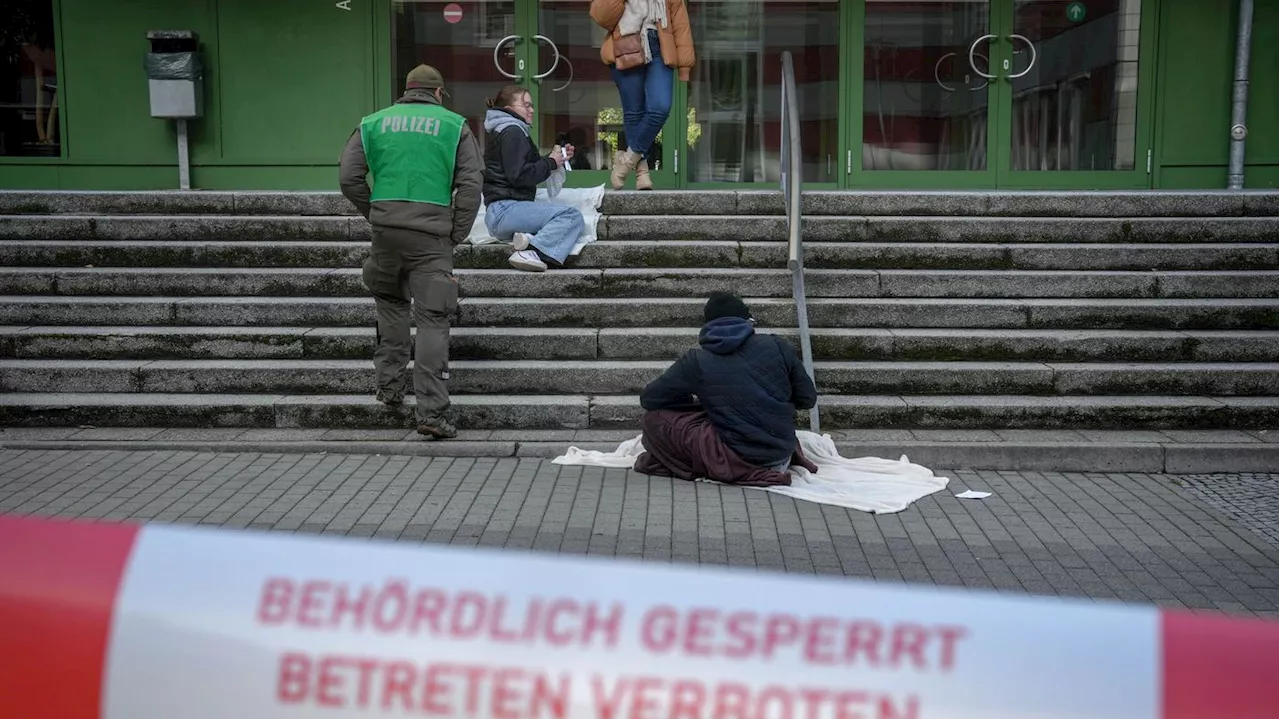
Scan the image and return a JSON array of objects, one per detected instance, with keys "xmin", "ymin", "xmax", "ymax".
[
  {"xmin": 3, "ymin": 296, "xmax": 1273, "ymax": 329},
  {"xmin": 1, "ymin": 267, "xmax": 1275, "ymax": 299},
  {"xmin": 1, "ymin": 392, "xmax": 1273, "ymax": 431},
  {"xmin": 3, "ymin": 240, "xmax": 1276, "ymax": 272},
  {"xmin": 2, "ymin": 188, "xmax": 1274, "ymax": 217},
  {"xmin": 3, "ymin": 213, "xmax": 1276, "ymax": 244},
  {"xmin": 2, "ymin": 359, "xmax": 1274, "ymax": 396},
  {"xmin": 0, "ymin": 189, "xmax": 1274, "ymax": 453},
  {"xmin": 4, "ymin": 326, "xmax": 1273, "ymax": 362}
]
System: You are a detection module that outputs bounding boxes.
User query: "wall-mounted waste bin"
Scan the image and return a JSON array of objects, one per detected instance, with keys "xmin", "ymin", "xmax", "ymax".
[
  {"xmin": 144, "ymin": 31, "xmax": 202, "ymax": 189},
  {"xmin": 145, "ymin": 31, "xmax": 203, "ymax": 118}
]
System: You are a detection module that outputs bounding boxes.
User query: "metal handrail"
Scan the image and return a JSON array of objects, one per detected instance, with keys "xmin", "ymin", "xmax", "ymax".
[{"xmin": 780, "ymin": 51, "xmax": 819, "ymax": 433}]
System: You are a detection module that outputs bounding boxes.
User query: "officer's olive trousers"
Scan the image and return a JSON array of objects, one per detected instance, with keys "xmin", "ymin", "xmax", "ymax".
[{"xmin": 361, "ymin": 226, "xmax": 458, "ymax": 425}]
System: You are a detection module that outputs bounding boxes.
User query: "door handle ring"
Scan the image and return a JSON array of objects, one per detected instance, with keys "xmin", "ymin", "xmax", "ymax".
[
  {"xmin": 550, "ymin": 56, "xmax": 574, "ymax": 92},
  {"xmin": 1007, "ymin": 34, "xmax": 1037, "ymax": 79},
  {"xmin": 967, "ymin": 33, "xmax": 997, "ymax": 80},
  {"xmin": 934, "ymin": 52, "xmax": 956, "ymax": 92},
  {"xmin": 532, "ymin": 35, "xmax": 561, "ymax": 80},
  {"xmin": 493, "ymin": 34, "xmax": 521, "ymax": 80}
]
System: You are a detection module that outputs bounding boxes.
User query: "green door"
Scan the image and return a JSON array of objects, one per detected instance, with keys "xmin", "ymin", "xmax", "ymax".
[
  {"xmin": 389, "ymin": 0, "xmax": 679, "ymax": 189},
  {"xmin": 991, "ymin": 0, "xmax": 1157, "ymax": 188},
  {"xmin": 848, "ymin": 0, "xmax": 1156, "ymax": 190}
]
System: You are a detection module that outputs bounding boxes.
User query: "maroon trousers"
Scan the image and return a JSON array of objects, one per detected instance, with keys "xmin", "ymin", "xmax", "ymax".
[{"xmin": 633, "ymin": 410, "xmax": 818, "ymax": 488}]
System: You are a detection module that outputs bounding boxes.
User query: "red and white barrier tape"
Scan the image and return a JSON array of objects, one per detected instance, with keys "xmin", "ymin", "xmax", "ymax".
[{"xmin": 0, "ymin": 513, "xmax": 1275, "ymax": 719}]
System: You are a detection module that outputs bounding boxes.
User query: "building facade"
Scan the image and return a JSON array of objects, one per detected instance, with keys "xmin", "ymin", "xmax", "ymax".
[{"xmin": 1, "ymin": 0, "xmax": 1275, "ymax": 191}]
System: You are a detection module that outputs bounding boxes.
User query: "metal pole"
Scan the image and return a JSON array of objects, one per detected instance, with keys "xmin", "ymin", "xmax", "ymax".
[
  {"xmin": 792, "ymin": 268, "xmax": 819, "ymax": 434},
  {"xmin": 177, "ymin": 118, "xmax": 191, "ymax": 190},
  {"xmin": 1227, "ymin": 0, "xmax": 1254, "ymax": 190}
]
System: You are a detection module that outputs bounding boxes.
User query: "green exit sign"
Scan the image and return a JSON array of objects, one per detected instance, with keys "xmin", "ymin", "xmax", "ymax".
[{"xmin": 1066, "ymin": 1, "xmax": 1087, "ymax": 23}]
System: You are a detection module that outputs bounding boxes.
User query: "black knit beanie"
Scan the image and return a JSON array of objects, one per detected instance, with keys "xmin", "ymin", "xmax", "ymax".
[{"xmin": 703, "ymin": 291, "xmax": 752, "ymax": 323}]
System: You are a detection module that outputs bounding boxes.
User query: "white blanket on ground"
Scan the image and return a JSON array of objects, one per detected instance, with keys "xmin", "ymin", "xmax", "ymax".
[
  {"xmin": 466, "ymin": 185, "xmax": 606, "ymax": 256},
  {"xmin": 552, "ymin": 431, "xmax": 950, "ymax": 514}
]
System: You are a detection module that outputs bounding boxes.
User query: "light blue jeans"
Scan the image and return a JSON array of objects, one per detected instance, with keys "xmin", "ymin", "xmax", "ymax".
[{"xmin": 484, "ymin": 200, "xmax": 585, "ymax": 265}]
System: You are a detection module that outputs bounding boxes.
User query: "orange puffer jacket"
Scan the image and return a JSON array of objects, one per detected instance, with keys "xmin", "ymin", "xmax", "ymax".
[{"xmin": 589, "ymin": 0, "xmax": 696, "ymax": 81}]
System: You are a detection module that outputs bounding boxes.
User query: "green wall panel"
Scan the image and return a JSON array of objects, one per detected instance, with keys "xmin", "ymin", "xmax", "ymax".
[
  {"xmin": 0, "ymin": 164, "xmax": 343, "ymax": 190},
  {"xmin": 214, "ymin": 0, "xmax": 374, "ymax": 164},
  {"xmin": 0, "ymin": 165, "xmax": 62, "ymax": 188},
  {"xmin": 1159, "ymin": 164, "xmax": 1280, "ymax": 189},
  {"xmin": 1155, "ymin": 0, "xmax": 1278, "ymax": 182},
  {"xmin": 193, "ymin": 165, "xmax": 343, "ymax": 190},
  {"xmin": 59, "ymin": 0, "xmax": 218, "ymax": 164}
]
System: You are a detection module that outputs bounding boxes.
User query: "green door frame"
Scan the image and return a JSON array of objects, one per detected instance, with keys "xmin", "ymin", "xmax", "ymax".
[
  {"xmin": 992, "ymin": 0, "xmax": 1159, "ymax": 189},
  {"xmin": 844, "ymin": 0, "xmax": 999, "ymax": 189},
  {"xmin": 672, "ymin": 1, "xmax": 844, "ymax": 192},
  {"xmin": 845, "ymin": 0, "xmax": 1158, "ymax": 190},
  {"xmin": 378, "ymin": 0, "xmax": 1159, "ymax": 193},
  {"xmin": 378, "ymin": 0, "xmax": 681, "ymax": 189}
]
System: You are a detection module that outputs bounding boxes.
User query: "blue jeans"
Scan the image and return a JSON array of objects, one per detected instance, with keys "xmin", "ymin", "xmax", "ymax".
[
  {"xmin": 610, "ymin": 29, "xmax": 673, "ymax": 157},
  {"xmin": 484, "ymin": 199, "xmax": 584, "ymax": 265}
]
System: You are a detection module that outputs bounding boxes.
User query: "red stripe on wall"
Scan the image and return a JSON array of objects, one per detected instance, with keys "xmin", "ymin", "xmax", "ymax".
[
  {"xmin": 0, "ymin": 514, "xmax": 140, "ymax": 719},
  {"xmin": 1161, "ymin": 610, "xmax": 1279, "ymax": 719}
]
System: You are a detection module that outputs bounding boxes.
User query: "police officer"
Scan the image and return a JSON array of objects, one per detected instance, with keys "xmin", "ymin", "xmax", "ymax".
[{"xmin": 339, "ymin": 65, "xmax": 483, "ymax": 439}]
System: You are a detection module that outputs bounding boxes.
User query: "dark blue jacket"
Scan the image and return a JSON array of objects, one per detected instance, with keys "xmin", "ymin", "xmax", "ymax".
[{"xmin": 639, "ymin": 317, "xmax": 819, "ymax": 467}]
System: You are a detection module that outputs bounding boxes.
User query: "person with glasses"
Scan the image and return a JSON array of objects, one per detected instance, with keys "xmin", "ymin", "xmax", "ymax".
[{"xmin": 481, "ymin": 85, "xmax": 584, "ymax": 272}]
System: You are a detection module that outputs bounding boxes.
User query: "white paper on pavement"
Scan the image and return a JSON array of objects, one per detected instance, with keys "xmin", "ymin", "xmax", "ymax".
[
  {"xmin": 553, "ymin": 431, "xmax": 950, "ymax": 514},
  {"xmin": 467, "ymin": 185, "xmax": 606, "ymax": 255},
  {"xmin": 955, "ymin": 490, "xmax": 993, "ymax": 499}
]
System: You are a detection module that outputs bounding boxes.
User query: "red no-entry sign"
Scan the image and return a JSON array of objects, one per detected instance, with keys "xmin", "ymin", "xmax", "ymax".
[{"xmin": 443, "ymin": 3, "xmax": 463, "ymax": 23}]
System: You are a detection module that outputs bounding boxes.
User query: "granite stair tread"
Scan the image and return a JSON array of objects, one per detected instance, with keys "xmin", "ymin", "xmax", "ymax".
[
  {"xmin": 1, "ymin": 358, "xmax": 1273, "ymax": 397},
  {"xmin": 4, "ymin": 325, "xmax": 1274, "ymax": 362},
  {"xmin": 0, "ymin": 392, "xmax": 1273, "ymax": 431},
  {"xmin": 1, "ymin": 266, "xmax": 1273, "ymax": 299}
]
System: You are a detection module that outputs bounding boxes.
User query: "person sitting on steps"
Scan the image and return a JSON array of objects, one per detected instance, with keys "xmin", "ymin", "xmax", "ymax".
[
  {"xmin": 481, "ymin": 85, "xmax": 585, "ymax": 273},
  {"xmin": 634, "ymin": 292, "xmax": 820, "ymax": 486}
]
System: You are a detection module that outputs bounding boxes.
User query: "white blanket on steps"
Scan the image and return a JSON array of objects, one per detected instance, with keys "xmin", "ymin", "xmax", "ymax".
[
  {"xmin": 466, "ymin": 185, "xmax": 606, "ymax": 256},
  {"xmin": 552, "ymin": 431, "xmax": 950, "ymax": 514}
]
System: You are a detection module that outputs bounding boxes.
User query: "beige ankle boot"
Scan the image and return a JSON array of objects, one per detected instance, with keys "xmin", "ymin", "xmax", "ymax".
[
  {"xmin": 634, "ymin": 159, "xmax": 654, "ymax": 190},
  {"xmin": 610, "ymin": 150, "xmax": 640, "ymax": 190}
]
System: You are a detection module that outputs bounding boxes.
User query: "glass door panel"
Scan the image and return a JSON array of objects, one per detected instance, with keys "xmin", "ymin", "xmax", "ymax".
[
  {"xmin": 535, "ymin": 0, "xmax": 678, "ymax": 186},
  {"xmin": 392, "ymin": 0, "xmax": 522, "ymax": 142},
  {"xmin": 685, "ymin": 0, "xmax": 841, "ymax": 185},
  {"xmin": 999, "ymin": 0, "xmax": 1149, "ymax": 185},
  {"xmin": 851, "ymin": 0, "xmax": 998, "ymax": 187}
]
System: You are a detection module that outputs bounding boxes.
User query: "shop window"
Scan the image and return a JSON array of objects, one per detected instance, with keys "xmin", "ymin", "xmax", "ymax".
[{"xmin": 0, "ymin": 0, "xmax": 59, "ymax": 157}]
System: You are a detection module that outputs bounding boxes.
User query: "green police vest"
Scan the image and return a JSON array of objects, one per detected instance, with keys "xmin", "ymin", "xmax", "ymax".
[{"xmin": 359, "ymin": 103, "xmax": 465, "ymax": 206}]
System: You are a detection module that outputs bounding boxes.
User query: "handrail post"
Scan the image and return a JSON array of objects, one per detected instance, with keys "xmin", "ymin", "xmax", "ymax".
[{"xmin": 780, "ymin": 51, "xmax": 819, "ymax": 434}]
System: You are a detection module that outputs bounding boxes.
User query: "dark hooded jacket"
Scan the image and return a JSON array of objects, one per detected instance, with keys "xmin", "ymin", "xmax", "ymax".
[
  {"xmin": 482, "ymin": 108, "xmax": 557, "ymax": 205},
  {"xmin": 639, "ymin": 317, "xmax": 818, "ymax": 467}
]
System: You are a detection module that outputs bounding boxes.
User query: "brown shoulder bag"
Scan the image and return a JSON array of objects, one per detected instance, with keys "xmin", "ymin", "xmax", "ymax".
[{"xmin": 613, "ymin": 32, "xmax": 647, "ymax": 70}]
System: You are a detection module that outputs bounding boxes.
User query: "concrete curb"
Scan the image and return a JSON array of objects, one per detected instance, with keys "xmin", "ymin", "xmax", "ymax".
[{"xmin": 2, "ymin": 439, "xmax": 1275, "ymax": 473}]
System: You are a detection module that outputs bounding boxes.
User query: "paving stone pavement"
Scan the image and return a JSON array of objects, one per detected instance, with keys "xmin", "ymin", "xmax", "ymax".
[
  {"xmin": 1168, "ymin": 472, "xmax": 1279, "ymax": 545},
  {"xmin": 0, "ymin": 450, "xmax": 1275, "ymax": 618}
]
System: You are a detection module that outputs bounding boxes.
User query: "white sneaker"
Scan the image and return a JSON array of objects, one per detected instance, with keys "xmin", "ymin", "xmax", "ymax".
[
  {"xmin": 511, "ymin": 232, "xmax": 531, "ymax": 251},
  {"xmin": 509, "ymin": 249, "xmax": 547, "ymax": 272}
]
